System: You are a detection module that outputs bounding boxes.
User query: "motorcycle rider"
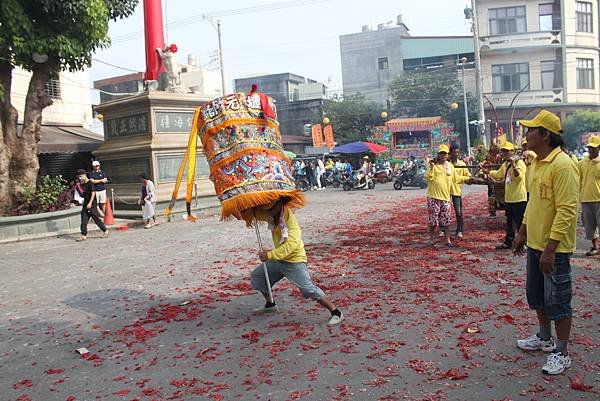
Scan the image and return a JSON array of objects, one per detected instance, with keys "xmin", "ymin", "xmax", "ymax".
[{"xmin": 356, "ymin": 156, "xmax": 370, "ymax": 187}]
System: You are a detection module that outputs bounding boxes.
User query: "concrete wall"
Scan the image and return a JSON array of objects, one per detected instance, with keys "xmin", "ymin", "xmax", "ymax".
[
  {"xmin": 0, "ymin": 207, "xmax": 81, "ymax": 243},
  {"xmin": 12, "ymin": 68, "xmax": 93, "ymax": 128},
  {"xmin": 340, "ymin": 27, "xmax": 406, "ymax": 106}
]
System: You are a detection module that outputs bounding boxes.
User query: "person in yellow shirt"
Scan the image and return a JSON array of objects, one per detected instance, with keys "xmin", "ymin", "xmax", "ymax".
[
  {"xmin": 512, "ymin": 110, "xmax": 579, "ymax": 375},
  {"xmin": 250, "ymin": 199, "xmax": 343, "ymax": 325},
  {"xmin": 578, "ymin": 135, "xmax": 600, "ymax": 256},
  {"xmin": 426, "ymin": 144, "xmax": 469, "ymax": 247},
  {"xmin": 485, "ymin": 142, "xmax": 528, "ymax": 250},
  {"xmin": 449, "ymin": 144, "xmax": 471, "ymax": 238}
]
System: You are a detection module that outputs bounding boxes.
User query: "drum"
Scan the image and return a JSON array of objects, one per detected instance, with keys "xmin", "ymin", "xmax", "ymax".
[{"xmin": 198, "ymin": 92, "xmax": 304, "ymax": 222}]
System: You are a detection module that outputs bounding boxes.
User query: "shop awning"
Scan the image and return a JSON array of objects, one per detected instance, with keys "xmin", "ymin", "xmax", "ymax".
[
  {"xmin": 18, "ymin": 124, "xmax": 104, "ymax": 154},
  {"xmin": 385, "ymin": 116, "xmax": 443, "ymax": 133}
]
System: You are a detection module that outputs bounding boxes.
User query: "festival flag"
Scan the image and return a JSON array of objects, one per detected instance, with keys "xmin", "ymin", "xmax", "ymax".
[
  {"xmin": 312, "ymin": 124, "xmax": 324, "ymax": 147},
  {"xmin": 323, "ymin": 124, "xmax": 335, "ymax": 149}
]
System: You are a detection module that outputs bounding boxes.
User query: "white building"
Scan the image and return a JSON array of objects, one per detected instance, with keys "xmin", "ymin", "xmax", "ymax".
[{"xmin": 476, "ymin": 0, "xmax": 600, "ymax": 136}]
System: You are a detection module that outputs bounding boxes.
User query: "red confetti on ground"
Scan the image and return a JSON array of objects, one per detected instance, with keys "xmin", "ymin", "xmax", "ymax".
[{"xmin": 570, "ymin": 375, "xmax": 594, "ymax": 392}]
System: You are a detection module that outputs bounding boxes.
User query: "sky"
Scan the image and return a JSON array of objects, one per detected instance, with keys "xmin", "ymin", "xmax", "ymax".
[{"xmin": 91, "ymin": 0, "xmax": 472, "ymax": 97}]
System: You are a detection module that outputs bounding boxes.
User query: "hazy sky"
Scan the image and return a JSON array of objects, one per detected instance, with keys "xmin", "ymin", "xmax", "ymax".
[{"xmin": 91, "ymin": 0, "xmax": 471, "ymax": 96}]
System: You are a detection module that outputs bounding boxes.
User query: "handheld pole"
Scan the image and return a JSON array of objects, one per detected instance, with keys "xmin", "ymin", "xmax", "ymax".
[{"xmin": 253, "ymin": 211, "xmax": 274, "ymax": 303}]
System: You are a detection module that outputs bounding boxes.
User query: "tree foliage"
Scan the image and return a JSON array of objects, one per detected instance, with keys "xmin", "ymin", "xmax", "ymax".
[
  {"xmin": 563, "ymin": 110, "xmax": 600, "ymax": 148},
  {"xmin": 389, "ymin": 69, "xmax": 478, "ymax": 147},
  {"xmin": 323, "ymin": 95, "xmax": 382, "ymax": 144}
]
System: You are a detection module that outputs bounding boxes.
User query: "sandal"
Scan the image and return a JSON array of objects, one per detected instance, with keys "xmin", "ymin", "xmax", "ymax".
[
  {"xmin": 76, "ymin": 236, "xmax": 86, "ymax": 242},
  {"xmin": 496, "ymin": 243, "xmax": 511, "ymax": 250},
  {"xmin": 585, "ymin": 248, "xmax": 599, "ymax": 257}
]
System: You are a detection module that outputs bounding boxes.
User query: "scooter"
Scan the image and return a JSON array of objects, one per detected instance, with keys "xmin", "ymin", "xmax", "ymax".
[
  {"xmin": 393, "ymin": 166, "xmax": 427, "ymax": 190},
  {"xmin": 373, "ymin": 165, "xmax": 393, "ymax": 183},
  {"xmin": 343, "ymin": 172, "xmax": 375, "ymax": 191}
]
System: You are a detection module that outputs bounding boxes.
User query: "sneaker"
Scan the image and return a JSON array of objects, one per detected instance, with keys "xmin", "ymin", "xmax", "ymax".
[
  {"xmin": 585, "ymin": 248, "xmax": 599, "ymax": 256},
  {"xmin": 439, "ymin": 231, "xmax": 444, "ymax": 237},
  {"xmin": 457, "ymin": 232, "xmax": 464, "ymax": 238},
  {"xmin": 542, "ymin": 352, "xmax": 571, "ymax": 375},
  {"xmin": 76, "ymin": 235, "xmax": 87, "ymax": 242},
  {"xmin": 517, "ymin": 334, "xmax": 556, "ymax": 352},
  {"xmin": 254, "ymin": 304, "xmax": 278, "ymax": 313},
  {"xmin": 328, "ymin": 312, "xmax": 344, "ymax": 326}
]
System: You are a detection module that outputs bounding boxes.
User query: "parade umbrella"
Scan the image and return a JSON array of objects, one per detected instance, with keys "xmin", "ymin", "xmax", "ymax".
[
  {"xmin": 333, "ymin": 141, "xmax": 389, "ymax": 154},
  {"xmin": 165, "ymin": 89, "xmax": 305, "ymax": 303},
  {"xmin": 284, "ymin": 150, "xmax": 297, "ymax": 159}
]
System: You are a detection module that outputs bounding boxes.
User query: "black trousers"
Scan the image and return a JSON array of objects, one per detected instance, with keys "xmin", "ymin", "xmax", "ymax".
[
  {"xmin": 81, "ymin": 206, "xmax": 106, "ymax": 236},
  {"xmin": 504, "ymin": 201, "xmax": 527, "ymax": 245},
  {"xmin": 451, "ymin": 195, "xmax": 464, "ymax": 233}
]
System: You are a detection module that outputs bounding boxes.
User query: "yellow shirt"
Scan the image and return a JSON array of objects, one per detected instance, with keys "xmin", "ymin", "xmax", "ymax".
[
  {"xmin": 523, "ymin": 147, "xmax": 580, "ymax": 253},
  {"xmin": 427, "ymin": 162, "xmax": 456, "ymax": 201},
  {"xmin": 489, "ymin": 159, "xmax": 527, "ymax": 203},
  {"xmin": 523, "ymin": 151, "xmax": 537, "ymax": 192},
  {"xmin": 259, "ymin": 209, "xmax": 307, "ymax": 263},
  {"xmin": 450, "ymin": 159, "xmax": 471, "ymax": 197},
  {"xmin": 578, "ymin": 157, "xmax": 600, "ymax": 202}
]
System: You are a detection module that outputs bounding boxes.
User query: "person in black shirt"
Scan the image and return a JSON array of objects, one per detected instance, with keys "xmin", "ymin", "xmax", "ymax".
[
  {"xmin": 76, "ymin": 169, "xmax": 108, "ymax": 242},
  {"xmin": 89, "ymin": 160, "xmax": 108, "ymax": 216}
]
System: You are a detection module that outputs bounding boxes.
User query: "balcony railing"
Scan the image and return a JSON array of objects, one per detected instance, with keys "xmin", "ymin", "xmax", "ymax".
[
  {"xmin": 480, "ymin": 31, "xmax": 561, "ymax": 52},
  {"xmin": 484, "ymin": 88, "xmax": 563, "ymax": 108}
]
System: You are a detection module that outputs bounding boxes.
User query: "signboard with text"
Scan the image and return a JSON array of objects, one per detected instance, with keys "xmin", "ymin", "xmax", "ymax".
[
  {"xmin": 104, "ymin": 113, "xmax": 149, "ymax": 139},
  {"xmin": 154, "ymin": 111, "xmax": 195, "ymax": 133}
]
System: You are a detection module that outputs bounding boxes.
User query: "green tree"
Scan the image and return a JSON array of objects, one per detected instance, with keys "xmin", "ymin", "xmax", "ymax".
[
  {"xmin": 323, "ymin": 95, "xmax": 382, "ymax": 144},
  {"xmin": 389, "ymin": 69, "xmax": 477, "ymax": 147},
  {"xmin": 0, "ymin": 0, "xmax": 138, "ymax": 214},
  {"xmin": 563, "ymin": 110, "xmax": 600, "ymax": 149}
]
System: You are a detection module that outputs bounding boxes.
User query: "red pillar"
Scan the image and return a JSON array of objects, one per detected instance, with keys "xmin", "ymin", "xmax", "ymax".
[{"xmin": 143, "ymin": 0, "xmax": 165, "ymax": 81}]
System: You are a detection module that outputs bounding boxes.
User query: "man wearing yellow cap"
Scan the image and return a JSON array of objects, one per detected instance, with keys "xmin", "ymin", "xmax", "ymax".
[
  {"xmin": 485, "ymin": 142, "xmax": 527, "ymax": 250},
  {"xmin": 578, "ymin": 135, "xmax": 600, "ymax": 256},
  {"xmin": 426, "ymin": 144, "xmax": 469, "ymax": 247},
  {"xmin": 512, "ymin": 110, "xmax": 579, "ymax": 375}
]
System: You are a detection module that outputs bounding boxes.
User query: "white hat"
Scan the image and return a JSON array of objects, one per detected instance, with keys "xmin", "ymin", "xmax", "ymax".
[{"xmin": 92, "ymin": 160, "xmax": 100, "ymax": 166}]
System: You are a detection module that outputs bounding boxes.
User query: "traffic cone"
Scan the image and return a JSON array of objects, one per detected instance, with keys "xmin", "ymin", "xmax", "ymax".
[{"xmin": 104, "ymin": 197, "xmax": 115, "ymax": 226}]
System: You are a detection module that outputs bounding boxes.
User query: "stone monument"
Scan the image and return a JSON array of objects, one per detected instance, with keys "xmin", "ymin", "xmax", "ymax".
[{"xmin": 93, "ymin": 0, "xmax": 214, "ymax": 212}]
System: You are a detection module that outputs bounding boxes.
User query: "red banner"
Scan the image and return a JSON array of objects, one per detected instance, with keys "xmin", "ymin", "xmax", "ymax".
[
  {"xmin": 323, "ymin": 124, "xmax": 335, "ymax": 149},
  {"xmin": 312, "ymin": 124, "xmax": 323, "ymax": 147}
]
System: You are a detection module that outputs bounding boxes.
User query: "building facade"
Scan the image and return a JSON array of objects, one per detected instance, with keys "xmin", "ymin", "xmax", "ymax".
[
  {"xmin": 476, "ymin": 0, "xmax": 600, "ymax": 138},
  {"xmin": 234, "ymin": 73, "xmax": 326, "ymax": 152},
  {"xmin": 339, "ymin": 16, "xmax": 475, "ymax": 106},
  {"xmin": 11, "ymin": 68, "xmax": 102, "ymax": 179}
]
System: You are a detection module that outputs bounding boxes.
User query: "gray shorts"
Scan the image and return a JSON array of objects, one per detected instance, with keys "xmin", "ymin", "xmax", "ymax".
[
  {"xmin": 526, "ymin": 248, "xmax": 572, "ymax": 321},
  {"xmin": 251, "ymin": 260, "xmax": 324, "ymax": 301},
  {"xmin": 581, "ymin": 202, "xmax": 600, "ymax": 241}
]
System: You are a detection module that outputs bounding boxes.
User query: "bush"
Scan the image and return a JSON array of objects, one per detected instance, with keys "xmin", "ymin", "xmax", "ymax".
[{"xmin": 10, "ymin": 175, "xmax": 73, "ymax": 216}]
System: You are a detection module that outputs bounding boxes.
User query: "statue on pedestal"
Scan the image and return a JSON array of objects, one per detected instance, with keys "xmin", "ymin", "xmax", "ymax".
[{"xmin": 156, "ymin": 44, "xmax": 186, "ymax": 93}]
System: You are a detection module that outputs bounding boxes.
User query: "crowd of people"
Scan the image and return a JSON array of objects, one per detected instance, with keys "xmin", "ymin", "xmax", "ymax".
[{"xmin": 424, "ymin": 109, "xmax": 600, "ymax": 376}]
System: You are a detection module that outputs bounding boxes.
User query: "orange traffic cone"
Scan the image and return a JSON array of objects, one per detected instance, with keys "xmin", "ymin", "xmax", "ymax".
[{"xmin": 104, "ymin": 197, "xmax": 115, "ymax": 226}]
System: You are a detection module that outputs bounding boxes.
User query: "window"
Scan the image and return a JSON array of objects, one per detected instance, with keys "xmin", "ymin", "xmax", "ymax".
[
  {"xmin": 539, "ymin": 4, "xmax": 554, "ymax": 31},
  {"xmin": 577, "ymin": 58, "xmax": 594, "ymax": 89},
  {"xmin": 540, "ymin": 60, "xmax": 558, "ymax": 89},
  {"xmin": 489, "ymin": 6, "xmax": 526, "ymax": 35},
  {"xmin": 44, "ymin": 79, "xmax": 61, "ymax": 99},
  {"xmin": 576, "ymin": 2, "xmax": 593, "ymax": 32},
  {"xmin": 492, "ymin": 63, "xmax": 529, "ymax": 92},
  {"xmin": 378, "ymin": 57, "xmax": 389, "ymax": 70}
]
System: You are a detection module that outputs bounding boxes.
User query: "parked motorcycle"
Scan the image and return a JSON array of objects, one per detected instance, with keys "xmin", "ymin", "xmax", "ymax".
[
  {"xmin": 372, "ymin": 165, "xmax": 393, "ymax": 183},
  {"xmin": 343, "ymin": 172, "xmax": 375, "ymax": 191},
  {"xmin": 294, "ymin": 172, "xmax": 310, "ymax": 192},
  {"xmin": 393, "ymin": 166, "xmax": 427, "ymax": 190}
]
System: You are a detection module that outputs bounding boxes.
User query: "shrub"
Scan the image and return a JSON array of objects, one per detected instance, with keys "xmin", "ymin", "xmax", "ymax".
[{"xmin": 10, "ymin": 175, "xmax": 73, "ymax": 216}]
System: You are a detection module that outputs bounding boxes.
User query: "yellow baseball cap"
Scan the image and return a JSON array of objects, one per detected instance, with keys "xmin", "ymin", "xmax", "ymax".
[
  {"xmin": 519, "ymin": 110, "xmax": 562, "ymax": 135},
  {"xmin": 521, "ymin": 138, "xmax": 527, "ymax": 145},
  {"xmin": 438, "ymin": 144, "xmax": 449, "ymax": 154},
  {"xmin": 587, "ymin": 135, "xmax": 600, "ymax": 148},
  {"xmin": 500, "ymin": 142, "xmax": 515, "ymax": 151}
]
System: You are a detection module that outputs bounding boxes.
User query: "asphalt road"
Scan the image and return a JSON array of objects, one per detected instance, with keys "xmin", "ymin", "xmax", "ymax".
[{"xmin": 1, "ymin": 184, "xmax": 598, "ymax": 401}]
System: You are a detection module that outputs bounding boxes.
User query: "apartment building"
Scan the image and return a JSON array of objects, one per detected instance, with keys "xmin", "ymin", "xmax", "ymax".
[{"xmin": 476, "ymin": 0, "xmax": 600, "ymax": 135}]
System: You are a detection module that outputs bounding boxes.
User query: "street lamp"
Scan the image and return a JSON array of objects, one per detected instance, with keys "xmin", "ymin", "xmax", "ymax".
[
  {"xmin": 380, "ymin": 111, "xmax": 388, "ymax": 120},
  {"xmin": 322, "ymin": 116, "xmax": 330, "ymax": 125},
  {"xmin": 459, "ymin": 57, "xmax": 472, "ymax": 157}
]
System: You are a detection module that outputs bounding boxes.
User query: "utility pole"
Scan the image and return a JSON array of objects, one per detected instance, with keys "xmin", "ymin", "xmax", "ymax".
[
  {"xmin": 217, "ymin": 20, "xmax": 227, "ymax": 95},
  {"xmin": 469, "ymin": 0, "xmax": 487, "ymax": 147},
  {"xmin": 460, "ymin": 59, "xmax": 471, "ymax": 157}
]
